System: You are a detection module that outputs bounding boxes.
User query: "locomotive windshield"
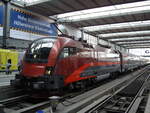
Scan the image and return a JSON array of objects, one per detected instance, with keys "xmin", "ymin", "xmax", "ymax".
[{"xmin": 25, "ymin": 38, "xmax": 55, "ymax": 63}]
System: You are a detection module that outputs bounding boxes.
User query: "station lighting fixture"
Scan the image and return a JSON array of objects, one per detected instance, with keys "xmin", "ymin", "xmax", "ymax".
[
  {"xmin": 122, "ymin": 46, "xmax": 150, "ymax": 48},
  {"xmin": 127, "ymin": 45, "xmax": 150, "ymax": 47},
  {"xmin": 57, "ymin": 1, "xmax": 150, "ymax": 22},
  {"xmin": 123, "ymin": 43, "xmax": 150, "ymax": 46},
  {"xmin": 126, "ymin": 46, "xmax": 150, "ymax": 48},
  {"xmin": 14, "ymin": 0, "xmax": 40, "ymax": 3},
  {"xmin": 109, "ymin": 36, "xmax": 150, "ymax": 42},
  {"xmin": 98, "ymin": 31, "xmax": 150, "ymax": 39},
  {"xmin": 12, "ymin": 0, "xmax": 46, "ymax": 5},
  {"xmin": 83, "ymin": 20, "xmax": 150, "ymax": 32},
  {"xmin": 117, "ymin": 41, "xmax": 150, "ymax": 45}
]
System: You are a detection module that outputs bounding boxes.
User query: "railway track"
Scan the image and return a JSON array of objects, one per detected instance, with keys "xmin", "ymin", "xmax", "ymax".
[
  {"xmin": 0, "ymin": 66, "xmax": 148, "ymax": 113},
  {"xmin": 84, "ymin": 66, "xmax": 150, "ymax": 113},
  {"xmin": 0, "ymin": 86, "xmax": 25, "ymax": 101},
  {"xmin": 0, "ymin": 81, "xmax": 111, "ymax": 113},
  {"xmin": 0, "ymin": 94, "xmax": 51, "ymax": 113}
]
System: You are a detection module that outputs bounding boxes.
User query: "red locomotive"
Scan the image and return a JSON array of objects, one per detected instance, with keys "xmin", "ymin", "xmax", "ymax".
[{"xmin": 11, "ymin": 36, "xmax": 147, "ymax": 90}]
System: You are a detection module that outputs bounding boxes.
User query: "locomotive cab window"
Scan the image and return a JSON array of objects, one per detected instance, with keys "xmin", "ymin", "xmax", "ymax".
[
  {"xmin": 63, "ymin": 48, "xmax": 69, "ymax": 58},
  {"xmin": 59, "ymin": 47, "xmax": 78, "ymax": 58},
  {"xmin": 25, "ymin": 38, "xmax": 55, "ymax": 63}
]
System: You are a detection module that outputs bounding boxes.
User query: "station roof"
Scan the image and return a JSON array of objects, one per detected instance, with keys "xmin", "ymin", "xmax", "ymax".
[
  {"xmin": 12, "ymin": 0, "xmax": 139, "ymax": 16},
  {"xmin": 11, "ymin": 0, "xmax": 150, "ymax": 49}
]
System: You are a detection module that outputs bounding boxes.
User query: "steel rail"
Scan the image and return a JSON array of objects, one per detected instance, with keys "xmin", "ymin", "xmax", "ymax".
[{"xmin": 86, "ymin": 66, "xmax": 150, "ymax": 113}]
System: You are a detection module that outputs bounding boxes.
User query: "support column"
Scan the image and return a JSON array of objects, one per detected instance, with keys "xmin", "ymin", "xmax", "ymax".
[
  {"xmin": 114, "ymin": 44, "xmax": 117, "ymax": 50},
  {"xmin": 2, "ymin": 0, "xmax": 11, "ymax": 48},
  {"xmin": 120, "ymin": 46, "xmax": 122, "ymax": 52},
  {"xmin": 97, "ymin": 36, "xmax": 99, "ymax": 45},
  {"xmin": 81, "ymin": 29, "xmax": 84, "ymax": 41},
  {"xmin": 128, "ymin": 49, "xmax": 129, "ymax": 53}
]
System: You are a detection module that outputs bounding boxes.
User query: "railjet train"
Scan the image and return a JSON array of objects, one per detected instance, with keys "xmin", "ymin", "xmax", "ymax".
[{"xmin": 11, "ymin": 36, "xmax": 148, "ymax": 91}]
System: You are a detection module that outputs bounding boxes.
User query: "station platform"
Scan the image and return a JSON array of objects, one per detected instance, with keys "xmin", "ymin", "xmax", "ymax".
[{"xmin": 0, "ymin": 72, "xmax": 17, "ymax": 86}]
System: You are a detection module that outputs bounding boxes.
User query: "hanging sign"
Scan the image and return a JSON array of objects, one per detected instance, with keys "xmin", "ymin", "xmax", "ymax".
[
  {"xmin": 10, "ymin": 8, "xmax": 57, "ymax": 36},
  {"xmin": 0, "ymin": 4, "xmax": 3, "ymax": 25}
]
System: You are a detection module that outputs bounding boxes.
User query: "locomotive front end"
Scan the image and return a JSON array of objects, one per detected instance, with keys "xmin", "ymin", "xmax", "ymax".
[{"xmin": 11, "ymin": 38, "xmax": 64, "ymax": 90}]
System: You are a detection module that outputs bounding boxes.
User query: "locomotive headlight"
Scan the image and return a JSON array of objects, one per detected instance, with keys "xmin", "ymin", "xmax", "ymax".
[
  {"xmin": 34, "ymin": 54, "xmax": 37, "ymax": 58},
  {"xmin": 45, "ymin": 66, "xmax": 53, "ymax": 75},
  {"xmin": 46, "ymin": 70, "xmax": 51, "ymax": 75}
]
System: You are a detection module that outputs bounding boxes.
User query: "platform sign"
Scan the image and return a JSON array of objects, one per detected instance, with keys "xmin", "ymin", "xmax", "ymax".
[
  {"xmin": 0, "ymin": 5, "xmax": 57, "ymax": 38},
  {"xmin": 0, "ymin": 4, "xmax": 3, "ymax": 25},
  {"xmin": 10, "ymin": 8, "xmax": 57, "ymax": 36}
]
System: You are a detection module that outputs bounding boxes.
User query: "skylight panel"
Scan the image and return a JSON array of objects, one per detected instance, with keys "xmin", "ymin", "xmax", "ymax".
[
  {"xmin": 83, "ymin": 20, "xmax": 150, "ymax": 32},
  {"xmin": 123, "ymin": 44, "xmax": 150, "ymax": 46},
  {"xmin": 56, "ymin": 1, "xmax": 150, "ymax": 22},
  {"xmin": 109, "ymin": 37, "xmax": 150, "ymax": 42},
  {"xmin": 124, "ymin": 45, "xmax": 150, "ymax": 48},
  {"xmin": 57, "ymin": 6, "xmax": 115, "ymax": 18},
  {"xmin": 13, "ymin": 0, "xmax": 41, "ymax": 4},
  {"xmin": 99, "ymin": 31, "xmax": 150, "ymax": 38},
  {"xmin": 117, "ymin": 40, "xmax": 150, "ymax": 44}
]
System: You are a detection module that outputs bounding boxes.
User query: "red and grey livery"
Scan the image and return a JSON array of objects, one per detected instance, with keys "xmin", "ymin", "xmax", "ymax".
[{"xmin": 11, "ymin": 37, "xmax": 148, "ymax": 90}]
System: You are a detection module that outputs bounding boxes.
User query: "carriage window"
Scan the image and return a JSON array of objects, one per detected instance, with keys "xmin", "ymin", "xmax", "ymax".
[
  {"xmin": 59, "ymin": 47, "xmax": 78, "ymax": 58},
  {"xmin": 69, "ymin": 47, "xmax": 77, "ymax": 55},
  {"xmin": 64, "ymin": 48, "xmax": 69, "ymax": 58}
]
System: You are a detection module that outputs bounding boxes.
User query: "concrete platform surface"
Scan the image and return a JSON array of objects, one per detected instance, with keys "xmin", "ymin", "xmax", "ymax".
[{"xmin": 0, "ymin": 72, "xmax": 17, "ymax": 86}]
